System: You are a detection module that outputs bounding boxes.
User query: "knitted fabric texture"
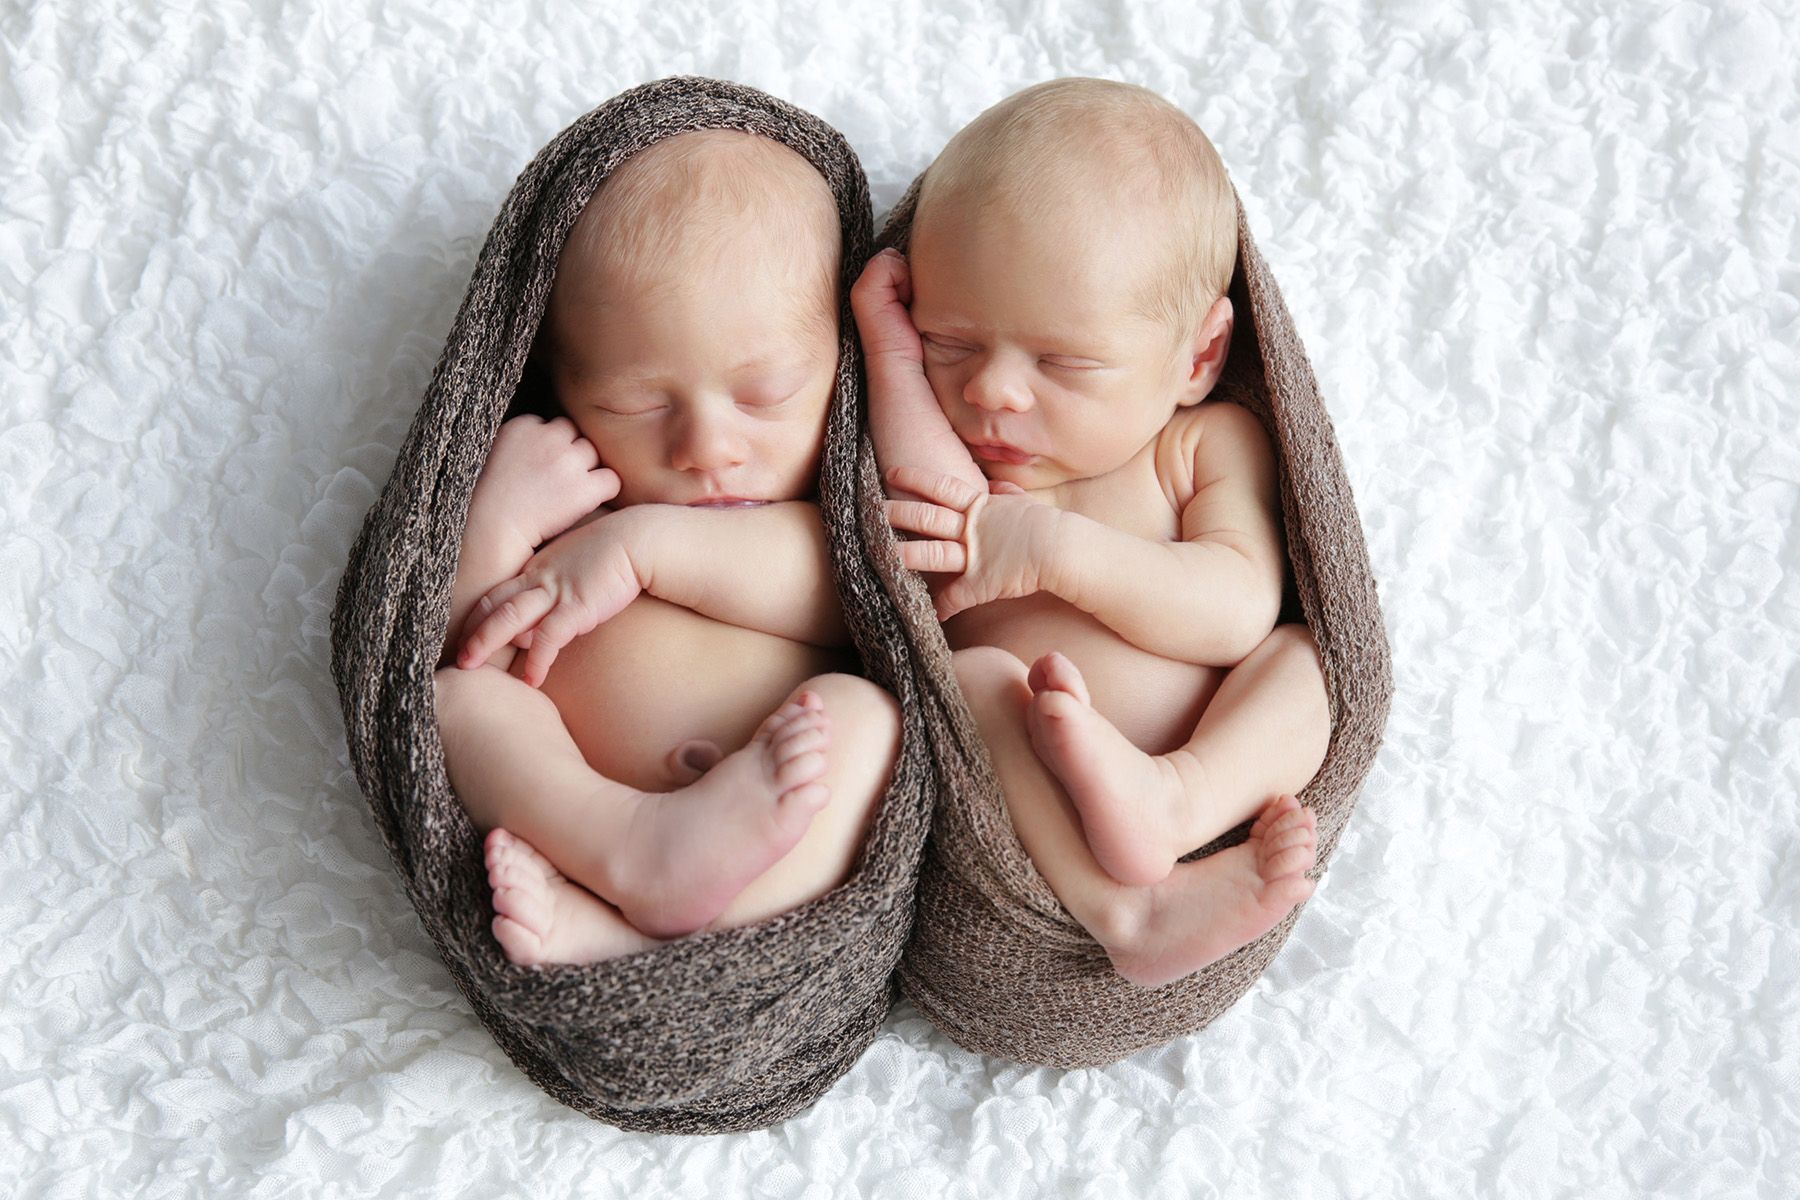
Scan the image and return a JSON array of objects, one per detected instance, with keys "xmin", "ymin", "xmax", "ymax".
[
  {"xmin": 328, "ymin": 77, "xmax": 937, "ymax": 1133},
  {"xmin": 875, "ymin": 176, "xmax": 1395, "ymax": 1068}
]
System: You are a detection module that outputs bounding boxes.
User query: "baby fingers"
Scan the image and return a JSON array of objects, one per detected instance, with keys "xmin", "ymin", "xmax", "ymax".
[
  {"xmin": 885, "ymin": 499, "xmax": 964, "ymax": 540},
  {"xmin": 518, "ymin": 606, "xmax": 586, "ymax": 688},
  {"xmin": 898, "ymin": 539, "xmax": 969, "ymax": 574},
  {"xmin": 459, "ymin": 585, "xmax": 554, "ymax": 669},
  {"xmin": 885, "ymin": 465, "xmax": 982, "ymax": 512}
]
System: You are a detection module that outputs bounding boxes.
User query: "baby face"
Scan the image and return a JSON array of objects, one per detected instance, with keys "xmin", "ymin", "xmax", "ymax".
[
  {"xmin": 546, "ymin": 229, "xmax": 838, "ymax": 509},
  {"xmin": 908, "ymin": 199, "xmax": 1198, "ymax": 488}
]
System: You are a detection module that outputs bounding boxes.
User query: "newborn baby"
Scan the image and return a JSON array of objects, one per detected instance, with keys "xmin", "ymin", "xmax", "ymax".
[
  {"xmin": 434, "ymin": 129, "xmax": 899, "ymax": 966},
  {"xmin": 852, "ymin": 79, "xmax": 1332, "ymax": 989}
]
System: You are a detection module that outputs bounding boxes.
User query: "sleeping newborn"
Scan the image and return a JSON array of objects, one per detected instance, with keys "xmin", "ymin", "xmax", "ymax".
[
  {"xmin": 852, "ymin": 78, "xmax": 1332, "ymax": 989},
  {"xmin": 434, "ymin": 129, "xmax": 899, "ymax": 966}
]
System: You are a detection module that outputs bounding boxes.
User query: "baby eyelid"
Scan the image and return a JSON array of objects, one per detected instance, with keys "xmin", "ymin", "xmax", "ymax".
[{"xmin": 739, "ymin": 393, "xmax": 792, "ymax": 408}]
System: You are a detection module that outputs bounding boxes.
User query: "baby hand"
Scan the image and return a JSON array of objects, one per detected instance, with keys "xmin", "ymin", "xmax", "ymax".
[
  {"xmin": 472, "ymin": 415, "xmax": 621, "ymax": 550},
  {"xmin": 456, "ymin": 511, "xmax": 647, "ymax": 687},
  {"xmin": 883, "ymin": 466, "xmax": 1069, "ymax": 622},
  {"xmin": 850, "ymin": 248, "xmax": 925, "ymax": 371}
]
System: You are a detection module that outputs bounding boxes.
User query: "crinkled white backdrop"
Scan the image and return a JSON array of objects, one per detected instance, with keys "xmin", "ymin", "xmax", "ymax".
[{"xmin": 3, "ymin": 0, "xmax": 1795, "ymax": 1196}]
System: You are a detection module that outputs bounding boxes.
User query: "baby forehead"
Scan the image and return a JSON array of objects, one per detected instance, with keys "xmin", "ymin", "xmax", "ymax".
[
  {"xmin": 559, "ymin": 130, "xmax": 840, "ymax": 279},
  {"xmin": 915, "ymin": 190, "xmax": 1166, "ymax": 289}
]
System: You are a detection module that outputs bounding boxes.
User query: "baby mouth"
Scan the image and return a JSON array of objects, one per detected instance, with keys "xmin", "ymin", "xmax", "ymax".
[
  {"xmin": 967, "ymin": 441, "xmax": 1035, "ymax": 465},
  {"xmin": 687, "ymin": 498, "xmax": 771, "ymax": 507}
]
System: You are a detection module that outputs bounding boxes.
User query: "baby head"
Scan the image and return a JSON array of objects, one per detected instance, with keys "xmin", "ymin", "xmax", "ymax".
[
  {"xmin": 534, "ymin": 129, "xmax": 842, "ymax": 508},
  {"xmin": 906, "ymin": 78, "xmax": 1239, "ymax": 487}
]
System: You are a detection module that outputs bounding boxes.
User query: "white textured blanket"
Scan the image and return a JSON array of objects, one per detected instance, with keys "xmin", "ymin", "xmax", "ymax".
[{"xmin": 3, "ymin": 0, "xmax": 1793, "ymax": 1195}]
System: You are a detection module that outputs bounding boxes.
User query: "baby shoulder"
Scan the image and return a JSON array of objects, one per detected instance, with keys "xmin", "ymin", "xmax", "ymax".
[
  {"xmin": 1191, "ymin": 401, "xmax": 1275, "ymax": 479},
  {"xmin": 1154, "ymin": 400, "xmax": 1276, "ymax": 509}
]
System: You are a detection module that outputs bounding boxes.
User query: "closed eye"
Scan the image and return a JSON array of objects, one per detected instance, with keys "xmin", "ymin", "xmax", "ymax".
[
  {"xmin": 921, "ymin": 334, "xmax": 975, "ymax": 356},
  {"xmin": 738, "ymin": 390, "xmax": 796, "ymax": 408},
  {"xmin": 1040, "ymin": 356, "xmax": 1105, "ymax": 371}
]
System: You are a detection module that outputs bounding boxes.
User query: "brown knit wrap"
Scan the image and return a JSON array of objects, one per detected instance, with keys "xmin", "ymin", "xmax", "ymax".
[
  {"xmin": 328, "ymin": 78, "xmax": 938, "ymax": 1133},
  {"xmin": 875, "ymin": 176, "xmax": 1394, "ymax": 1068}
]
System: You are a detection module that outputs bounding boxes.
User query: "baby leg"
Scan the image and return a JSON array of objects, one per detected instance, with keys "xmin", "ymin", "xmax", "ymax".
[
  {"xmin": 1026, "ymin": 623, "xmax": 1331, "ymax": 886},
  {"xmin": 701, "ymin": 672, "xmax": 901, "ymax": 932},
  {"xmin": 443, "ymin": 513, "xmax": 532, "ymax": 676},
  {"xmin": 952, "ymin": 645, "xmax": 1320, "ymax": 990},
  {"xmin": 433, "ymin": 663, "xmax": 831, "ymax": 947}
]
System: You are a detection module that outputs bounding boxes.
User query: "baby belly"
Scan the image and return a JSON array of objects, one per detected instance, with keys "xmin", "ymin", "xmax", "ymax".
[
  {"xmin": 946, "ymin": 593, "xmax": 1224, "ymax": 756},
  {"xmin": 526, "ymin": 596, "xmax": 857, "ymax": 793}
]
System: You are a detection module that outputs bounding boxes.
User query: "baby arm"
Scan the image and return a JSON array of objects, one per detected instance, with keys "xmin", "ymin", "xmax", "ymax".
[
  {"xmin": 629, "ymin": 501, "xmax": 851, "ymax": 646},
  {"xmin": 887, "ymin": 402, "xmax": 1285, "ymax": 667},
  {"xmin": 850, "ymin": 249, "xmax": 987, "ymax": 499},
  {"xmin": 456, "ymin": 500, "xmax": 851, "ymax": 686},
  {"xmin": 1052, "ymin": 403, "xmax": 1285, "ymax": 666},
  {"xmin": 441, "ymin": 415, "xmax": 621, "ymax": 668}
]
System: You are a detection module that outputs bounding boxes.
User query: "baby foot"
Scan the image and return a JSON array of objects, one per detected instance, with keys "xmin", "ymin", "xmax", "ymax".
[
  {"xmin": 1104, "ymin": 793, "xmax": 1319, "ymax": 990},
  {"xmin": 1024, "ymin": 651, "xmax": 1194, "ymax": 886},
  {"xmin": 486, "ymin": 828, "xmax": 664, "ymax": 966},
  {"xmin": 609, "ymin": 693, "xmax": 832, "ymax": 939}
]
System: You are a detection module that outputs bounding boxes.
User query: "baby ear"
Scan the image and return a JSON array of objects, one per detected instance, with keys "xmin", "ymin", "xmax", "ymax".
[{"xmin": 1178, "ymin": 296, "xmax": 1234, "ymax": 406}]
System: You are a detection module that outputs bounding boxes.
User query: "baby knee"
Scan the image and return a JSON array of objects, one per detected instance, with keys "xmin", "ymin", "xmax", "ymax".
[
  {"xmin": 797, "ymin": 673, "xmax": 901, "ymax": 744},
  {"xmin": 792, "ymin": 674, "xmax": 904, "ymax": 803},
  {"xmin": 432, "ymin": 665, "xmax": 477, "ymax": 722},
  {"xmin": 432, "ymin": 661, "xmax": 555, "ymax": 731},
  {"xmin": 1266, "ymin": 624, "xmax": 1332, "ymax": 727},
  {"xmin": 1266, "ymin": 622, "xmax": 1321, "ymax": 665}
]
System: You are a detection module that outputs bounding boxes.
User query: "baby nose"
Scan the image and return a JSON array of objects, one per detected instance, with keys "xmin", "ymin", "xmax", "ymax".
[
  {"xmin": 670, "ymin": 407, "xmax": 747, "ymax": 471},
  {"xmin": 963, "ymin": 358, "xmax": 1033, "ymax": 413}
]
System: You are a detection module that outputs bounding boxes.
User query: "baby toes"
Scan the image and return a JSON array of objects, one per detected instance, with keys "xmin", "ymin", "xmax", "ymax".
[
  {"xmin": 1263, "ymin": 873, "xmax": 1317, "ymax": 912},
  {"xmin": 774, "ymin": 719, "xmax": 828, "ymax": 763},
  {"xmin": 774, "ymin": 740, "xmax": 829, "ymax": 789},
  {"xmin": 772, "ymin": 709, "xmax": 830, "ymax": 784},
  {"xmin": 780, "ymin": 781, "xmax": 831, "ymax": 815}
]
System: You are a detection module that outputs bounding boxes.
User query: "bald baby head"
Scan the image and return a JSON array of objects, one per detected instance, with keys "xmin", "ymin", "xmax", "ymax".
[{"xmin": 914, "ymin": 78, "xmax": 1238, "ymax": 337}]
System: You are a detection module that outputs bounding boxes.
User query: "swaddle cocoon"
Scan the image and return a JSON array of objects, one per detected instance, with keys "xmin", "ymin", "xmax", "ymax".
[
  {"xmin": 872, "ymin": 175, "xmax": 1394, "ymax": 1068},
  {"xmin": 329, "ymin": 77, "xmax": 937, "ymax": 1132}
]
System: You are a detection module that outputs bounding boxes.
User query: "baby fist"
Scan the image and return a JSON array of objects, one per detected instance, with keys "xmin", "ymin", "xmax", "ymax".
[{"xmin": 473, "ymin": 415, "xmax": 621, "ymax": 548}]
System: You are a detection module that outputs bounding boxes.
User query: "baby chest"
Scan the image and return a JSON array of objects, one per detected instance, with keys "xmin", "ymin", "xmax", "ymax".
[{"xmin": 1039, "ymin": 410, "xmax": 1196, "ymax": 538}]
